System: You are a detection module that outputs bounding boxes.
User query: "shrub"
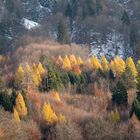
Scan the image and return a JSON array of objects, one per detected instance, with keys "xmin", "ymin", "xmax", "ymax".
[
  {"xmin": 47, "ymin": 121, "xmax": 83, "ymax": 140},
  {"xmin": 109, "ymin": 109, "xmax": 120, "ymax": 126}
]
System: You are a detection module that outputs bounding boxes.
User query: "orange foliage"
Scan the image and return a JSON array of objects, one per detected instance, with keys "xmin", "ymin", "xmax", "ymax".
[
  {"xmin": 72, "ymin": 65, "xmax": 82, "ymax": 75},
  {"xmin": 50, "ymin": 92, "xmax": 61, "ymax": 102}
]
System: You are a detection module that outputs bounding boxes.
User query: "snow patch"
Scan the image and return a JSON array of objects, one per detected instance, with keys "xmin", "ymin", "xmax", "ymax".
[
  {"xmin": 21, "ymin": 18, "xmax": 40, "ymax": 30},
  {"xmin": 90, "ymin": 31, "xmax": 125, "ymax": 59}
]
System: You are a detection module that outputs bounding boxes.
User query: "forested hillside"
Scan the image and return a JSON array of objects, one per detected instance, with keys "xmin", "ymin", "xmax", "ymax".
[
  {"xmin": 1, "ymin": 1, "xmax": 140, "ymax": 139},
  {"xmin": 0, "ymin": 40, "xmax": 140, "ymax": 139}
]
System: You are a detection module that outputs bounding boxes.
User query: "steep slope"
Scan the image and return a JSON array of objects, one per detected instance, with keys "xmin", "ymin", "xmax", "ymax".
[{"xmin": 0, "ymin": 0, "xmax": 140, "ymax": 58}]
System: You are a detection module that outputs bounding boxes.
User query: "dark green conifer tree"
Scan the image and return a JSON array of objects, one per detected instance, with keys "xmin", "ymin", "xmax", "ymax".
[
  {"xmin": 95, "ymin": 0, "xmax": 102, "ymax": 15},
  {"xmin": 42, "ymin": 56, "xmax": 63, "ymax": 91},
  {"xmin": 112, "ymin": 80, "xmax": 128, "ymax": 107},
  {"xmin": 121, "ymin": 10, "xmax": 130, "ymax": 25},
  {"xmin": 1, "ymin": 89, "xmax": 12, "ymax": 111},
  {"xmin": 57, "ymin": 20, "xmax": 70, "ymax": 44},
  {"xmin": 130, "ymin": 78, "xmax": 140, "ymax": 120}
]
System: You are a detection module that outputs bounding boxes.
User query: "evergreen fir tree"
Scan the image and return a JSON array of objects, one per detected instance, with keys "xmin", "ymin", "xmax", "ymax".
[
  {"xmin": 121, "ymin": 10, "xmax": 130, "ymax": 25},
  {"xmin": 95, "ymin": 0, "xmax": 102, "ymax": 15},
  {"xmin": 130, "ymin": 78, "xmax": 140, "ymax": 120},
  {"xmin": 57, "ymin": 20, "xmax": 70, "ymax": 44},
  {"xmin": 130, "ymin": 26, "xmax": 137, "ymax": 48},
  {"xmin": 2, "ymin": 89, "xmax": 12, "ymax": 111},
  {"xmin": 42, "ymin": 56, "xmax": 63, "ymax": 91},
  {"xmin": 65, "ymin": 3, "xmax": 72, "ymax": 18},
  {"xmin": 10, "ymin": 89, "xmax": 17, "ymax": 107},
  {"xmin": 112, "ymin": 80, "xmax": 128, "ymax": 107},
  {"xmin": 109, "ymin": 69, "xmax": 116, "ymax": 80}
]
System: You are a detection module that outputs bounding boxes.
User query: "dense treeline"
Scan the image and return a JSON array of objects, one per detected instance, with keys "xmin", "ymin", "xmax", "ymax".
[{"xmin": 1, "ymin": 54, "xmax": 140, "ymax": 139}]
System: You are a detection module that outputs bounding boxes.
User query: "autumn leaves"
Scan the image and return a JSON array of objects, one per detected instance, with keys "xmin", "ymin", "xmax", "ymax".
[
  {"xmin": 13, "ymin": 93, "xmax": 27, "ymax": 122},
  {"xmin": 15, "ymin": 55, "xmax": 140, "ymax": 91},
  {"xmin": 56, "ymin": 54, "xmax": 138, "ymax": 79},
  {"xmin": 13, "ymin": 91, "xmax": 66, "ymax": 124},
  {"xmin": 57, "ymin": 55, "xmax": 84, "ymax": 75},
  {"xmin": 15, "ymin": 62, "xmax": 46, "ymax": 89}
]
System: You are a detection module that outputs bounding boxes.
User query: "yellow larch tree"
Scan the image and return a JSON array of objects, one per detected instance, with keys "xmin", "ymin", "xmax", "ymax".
[
  {"xmin": 90, "ymin": 55, "xmax": 101, "ymax": 70},
  {"xmin": 13, "ymin": 108, "xmax": 20, "ymax": 122},
  {"xmin": 126, "ymin": 57, "xmax": 138, "ymax": 78},
  {"xmin": 62, "ymin": 55, "xmax": 71, "ymax": 70},
  {"xmin": 32, "ymin": 64, "xmax": 41, "ymax": 86},
  {"xmin": 100, "ymin": 55, "xmax": 109, "ymax": 73},
  {"xmin": 137, "ymin": 60, "xmax": 140, "ymax": 72},
  {"xmin": 77, "ymin": 56, "xmax": 84, "ymax": 65},
  {"xmin": 43, "ymin": 103, "xmax": 58, "ymax": 124},
  {"xmin": 69, "ymin": 54, "xmax": 77, "ymax": 66},
  {"xmin": 38, "ymin": 62, "xmax": 45, "ymax": 75},
  {"xmin": 110, "ymin": 56, "xmax": 126, "ymax": 77},
  {"xmin": 15, "ymin": 93, "xmax": 27, "ymax": 117},
  {"xmin": 115, "ymin": 56, "xmax": 126, "ymax": 76},
  {"xmin": 15, "ymin": 64, "xmax": 24, "ymax": 82}
]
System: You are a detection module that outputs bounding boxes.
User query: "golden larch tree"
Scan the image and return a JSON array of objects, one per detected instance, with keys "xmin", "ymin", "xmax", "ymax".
[
  {"xmin": 126, "ymin": 57, "xmax": 138, "ymax": 78},
  {"xmin": 62, "ymin": 55, "xmax": 71, "ymax": 70},
  {"xmin": 69, "ymin": 54, "xmax": 77, "ymax": 66},
  {"xmin": 77, "ymin": 56, "xmax": 84, "ymax": 65},
  {"xmin": 32, "ymin": 64, "xmax": 42, "ymax": 86},
  {"xmin": 15, "ymin": 93, "xmax": 27, "ymax": 117},
  {"xmin": 101, "ymin": 55, "xmax": 109, "ymax": 73},
  {"xmin": 110, "ymin": 56, "xmax": 125, "ymax": 76},
  {"xmin": 137, "ymin": 60, "xmax": 140, "ymax": 72},
  {"xmin": 15, "ymin": 64, "xmax": 24, "ymax": 82},
  {"xmin": 90, "ymin": 55, "xmax": 101, "ymax": 70},
  {"xmin": 43, "ymin": 103, "xmax": 58, "ymax": 124},
  {"xmin": 38, "ymin": 62, "xmax": 45, "ymax": 75},
  {"xmin": 13, "ymin": 108, "xmax": 20, "ymax": 122}
]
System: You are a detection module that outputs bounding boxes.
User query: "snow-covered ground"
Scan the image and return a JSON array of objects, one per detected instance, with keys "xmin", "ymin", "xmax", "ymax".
[
  {"xmin": 90, "ymin": 31, "xmax": 126, "ymax": 59},
  {"xmin": 21, "ymin": 18, "xmax": 40, "ymax": 30}
]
